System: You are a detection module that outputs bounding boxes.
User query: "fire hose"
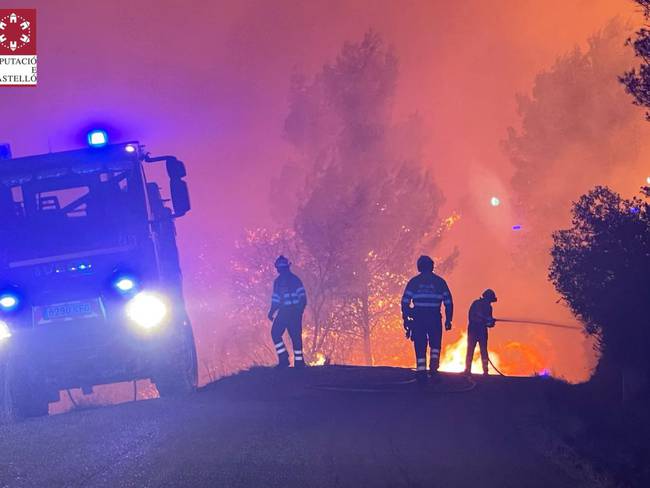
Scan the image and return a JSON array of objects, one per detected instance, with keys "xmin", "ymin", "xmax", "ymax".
[
  {"xmin": 494, "ymin": 318, "xmax": 581, "ymax": 331},
  {"xmin": 485, "ymin": 318, "xmax": 581, "ymax": 377}
]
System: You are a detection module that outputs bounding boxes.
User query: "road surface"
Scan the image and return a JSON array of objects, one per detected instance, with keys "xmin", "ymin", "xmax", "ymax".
[{"xmin": 0, "ymin": 366, "xmax": 585, "ymax": 488}]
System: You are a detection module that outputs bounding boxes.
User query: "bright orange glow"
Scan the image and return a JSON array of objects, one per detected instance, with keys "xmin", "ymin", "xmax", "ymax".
[
  {"xmin": 310, "ymin": 352, "xmax": 327, "ymax": 366},
  {"xmin": 496, "ymin": 341, "xmax": 548, "ymax": 377},
  {"xmin": 438, "ymin": 331, "xmax": 503, "ymax": 375}
]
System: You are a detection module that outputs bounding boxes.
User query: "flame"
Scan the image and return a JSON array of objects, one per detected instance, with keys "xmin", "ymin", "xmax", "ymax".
[
  {"xmin": 436, "ymin": 212, "xmax": 461, "ymax": 236},
  {"xmin": 310, "ymin": 352, "xmax": 326, "ymax": 366},
  {"xmin": 496, "ymin": 341, "xmax": 547, "ymax": 376},
  {"xmin": 438, "ymin": 331, "xmax": 502, "ymax": 375}
]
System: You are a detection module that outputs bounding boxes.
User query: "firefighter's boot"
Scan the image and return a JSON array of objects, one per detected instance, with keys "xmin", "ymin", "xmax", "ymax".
[
  {"xmin": 276, "ymin": 353, "xmax": 290, "ymax": 368},
  {"xmin": 415, "ymin": 356, "xmax": 426, "ymax": 383},
  {"xmin": 293, "ymin": 349, "xmax": 306, "ymax": 368}
]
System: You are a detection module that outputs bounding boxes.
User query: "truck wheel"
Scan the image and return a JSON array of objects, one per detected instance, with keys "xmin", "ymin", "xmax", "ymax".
[
  {"xmin": 154, "ymin": 325, "xmax": 198, "ymax": 397},
  {"xmin": 10, "ymin": 388, "xmax": 49, "ymax": 418},
  {"xmin": 2, "ymin": 361, "xmax": 49, "ymax": 419}
]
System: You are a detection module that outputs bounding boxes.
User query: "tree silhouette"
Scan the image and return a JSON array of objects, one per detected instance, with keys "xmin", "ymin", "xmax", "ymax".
[
  {"xmin": 286, "ymin": 32, "xmax": 447, "ymax": 365},
  {"xmin": 549, "ymin": 186, "xmax": 650, "ymax": 387},
  {"xmin": 621, "ymin": 0, "xmax": 650, "ymax": 120}
]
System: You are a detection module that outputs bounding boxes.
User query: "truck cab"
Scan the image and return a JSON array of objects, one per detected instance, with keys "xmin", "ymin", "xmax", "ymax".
[{"xmin": 0, "ymin": 134, "xmax": 197, "ymax": 418}]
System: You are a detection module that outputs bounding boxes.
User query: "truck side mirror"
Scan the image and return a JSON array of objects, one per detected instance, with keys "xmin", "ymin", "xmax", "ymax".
[
  {"xmin": 166, "ymin": 158, "xmax": 187, "ymax": 179},
  {"xmin": 170, "ymin": 177, "xmax": 190, "ymax": 217}
]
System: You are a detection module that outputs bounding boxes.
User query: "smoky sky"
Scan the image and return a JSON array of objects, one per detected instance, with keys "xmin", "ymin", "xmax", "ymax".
[{"xmin": 0, "ymin": 0, "xmax": 644, "ymax": 382}]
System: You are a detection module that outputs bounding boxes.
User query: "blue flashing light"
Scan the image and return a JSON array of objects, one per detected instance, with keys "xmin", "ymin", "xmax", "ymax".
[
  {"xmin": 114, "ymin": 277, "xmax": 137, "ymax": 293},
  {"xmin": 630, "ymin": 207, "xmax": 640, "ymax": 214},
  {"xmin": 512, "ymin": 224, "xmax": 522, "ymax": 231},
  {"xmin": 87, "ymin": 129, "xmax": 108, "ymax": 147},
  {"xmin": 0, "ymin": 294, "xmax": 19, "ymax": 311}
]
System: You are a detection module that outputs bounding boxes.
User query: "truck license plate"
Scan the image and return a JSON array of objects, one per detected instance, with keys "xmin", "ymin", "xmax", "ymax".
[{"xmin": 36, "ymin": 299, "xmax": 102, "ymax": 324}]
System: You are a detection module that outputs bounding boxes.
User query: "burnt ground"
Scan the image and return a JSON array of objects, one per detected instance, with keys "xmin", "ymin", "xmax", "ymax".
[{"xmin": 0, "ymin": 366, "xmax": 600, "ymax": 488}]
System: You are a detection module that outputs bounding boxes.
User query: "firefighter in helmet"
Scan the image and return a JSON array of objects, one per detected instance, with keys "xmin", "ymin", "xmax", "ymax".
[
  {"xmin": 268, "ymin": 255, "xmax": 307, "ymax": 368},
  {"xmin": 401, "ymin": 255, "xmax": 454, "ymax": 383},
  {"xmin": 464, "ymin": 289, "xmax": 497, "ymax": 376}
]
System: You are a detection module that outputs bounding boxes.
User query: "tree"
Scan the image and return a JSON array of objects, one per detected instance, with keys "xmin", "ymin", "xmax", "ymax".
[
  {"xmin": 549, "ymin": 186, "xmax": 650, "ymax": 388},
  {"xmin": 620, "ymin": 0, "xmax": 650, "ymax": 120},
  {"xmin": 285, "ymin": 32, "xmax": 448, "ymax": 365},
  {"xmin": 506, "ymin": 20, "xmax": 641, "ymax": 265}
]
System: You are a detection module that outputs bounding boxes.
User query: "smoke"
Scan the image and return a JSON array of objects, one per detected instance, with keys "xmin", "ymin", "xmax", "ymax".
[{"xmin": 0, "ymin": 0, "xmax": 643, "ymax": 386}]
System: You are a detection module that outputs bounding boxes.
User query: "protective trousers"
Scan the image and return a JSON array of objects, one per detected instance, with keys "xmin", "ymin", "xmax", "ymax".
[
  {"xmin": 465, "ymin": 326, "xmax": 489, "ymax": 374},
  {"xmin": 412, "ymin": 314, "xmax": 442, "ymax": 372},
  {"xmin": 271, "ymin": 308, "xmax": 304, "ymax": 366}
]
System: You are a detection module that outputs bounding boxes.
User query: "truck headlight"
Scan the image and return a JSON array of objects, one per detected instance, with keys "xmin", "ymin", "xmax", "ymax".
[
  {"xmin": 125, "ymin": 292, "xmax": 168, "ymax": 329},
  {"xmin": 0, "ymin": 320, "xmax": 11, "ymax": 340}
]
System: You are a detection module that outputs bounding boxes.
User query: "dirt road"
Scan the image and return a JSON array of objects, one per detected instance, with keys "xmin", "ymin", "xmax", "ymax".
[{"xmin": 0, "ymin": 367, "xmax": 583, "ymax": 488}]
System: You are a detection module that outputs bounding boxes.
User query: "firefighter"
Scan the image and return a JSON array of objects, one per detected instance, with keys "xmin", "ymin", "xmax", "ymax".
[
  {"xmin": 464, "ymin": 289, "xmax": 497, "ymax": 376},
  {"xmin": 401, "ymin": 255, "xmax": 454, "ymax": 383},
  {"xmin": 268, "ymin": 255, "xmax": 307, "ymax": 368}
]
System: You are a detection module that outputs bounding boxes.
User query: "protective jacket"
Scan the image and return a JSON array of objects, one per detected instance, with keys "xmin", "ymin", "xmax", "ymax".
[
  {"xmin": 468, "ymin": 298, "xmax": 494, "ymax": 330},
  {"xmin": 401, "ymin": 272, "xmax": 453, "ymax": 321},
  {"xmin": 270, "ymin": 272, "xmax": 307, "ymax": 313}
]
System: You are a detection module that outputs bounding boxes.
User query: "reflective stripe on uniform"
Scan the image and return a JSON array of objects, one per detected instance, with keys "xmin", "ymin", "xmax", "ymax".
[
  {"xmin": 274, "ymin": 342, "xmax": 287, "ymax": 355},
  {"xmin": 414, "ymin": 302, "xmax": 441, "ymax": 308},
  {"xmin": 417, "ymin": 365, "xmax": 427, "ymax": 371},
  {"xmin": 430, "ymin": 348, "xmax": 440, "ymax": 358},
  {"xmin": 281, "ymin": 291, "xmax": 305, "ymax": 305},
  {"xmin": 413, "ymin": 293, "xmax": 443, "ymax": 299}
]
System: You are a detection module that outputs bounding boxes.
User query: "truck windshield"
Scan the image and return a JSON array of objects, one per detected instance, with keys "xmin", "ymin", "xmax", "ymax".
[{"xmin": 0, "ymin": 168, "xmax": 142, "ymax": 265}]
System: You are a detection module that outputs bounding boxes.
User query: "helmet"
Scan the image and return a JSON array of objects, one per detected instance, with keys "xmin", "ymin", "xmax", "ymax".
[
  {"xmin": 274, "ymin": 255, "xmax": 290, "ymax": 269},
  {"xmin": 482, "ymin": 289, "xmax": 497, "ymax": 302},
  {"xmin": 416, "ymin": 255, "xmax": 434, "ymax": 273}
]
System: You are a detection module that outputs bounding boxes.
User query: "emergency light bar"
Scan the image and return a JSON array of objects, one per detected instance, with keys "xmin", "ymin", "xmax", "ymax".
[{"xmin": 87, "ymin": 130, "xmax": 108, "ymax": 148}]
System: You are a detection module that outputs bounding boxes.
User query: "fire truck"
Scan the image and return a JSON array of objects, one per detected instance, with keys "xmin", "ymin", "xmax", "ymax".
[{"xmin": 0, "ymin": 131, "xmax": 198, "ymax": 418}]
